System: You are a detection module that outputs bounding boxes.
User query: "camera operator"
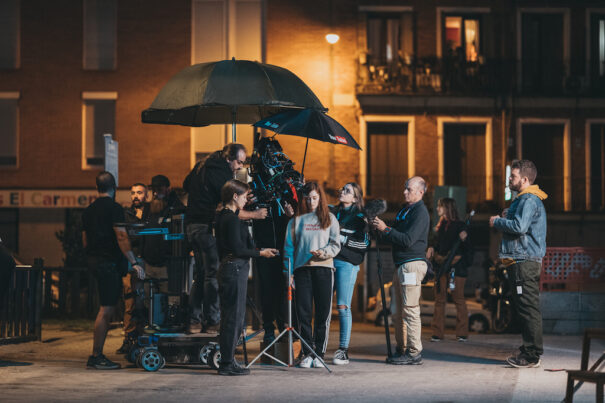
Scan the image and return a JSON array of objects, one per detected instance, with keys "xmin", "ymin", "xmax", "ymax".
[
  {"xmin": 117, "ymin": 182, "xmax": 150, "ymax": 354},
  {"xmin": 140, "ymin": 175, "xmax": 186, "ymax": 308},
  {"xmin": 184, "ymin": 144, "xmax": 267, "ymax": 332},
  {"xmin": 252, "ymin": 199, "xmax": 295, "ymax": 343},
  {"xmin": 83, "ymin": 172, "xmax": 144, "ymax": 370},
  {"xmin": 215, "ymin": 180, "xmax": 278, "ymax": 375}
]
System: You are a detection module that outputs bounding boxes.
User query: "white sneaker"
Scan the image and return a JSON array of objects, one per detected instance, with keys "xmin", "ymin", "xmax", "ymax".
[
  {"xmin": 297, "ymin": 355, "xmax": 313, "ymax": 368},
  {"xmin": 312, "ymin": 357, "xmax": 325, "ymax": 368},
  {"xmin": 333, "ymin": 349, "xmax": 350, "ymax": 365}
]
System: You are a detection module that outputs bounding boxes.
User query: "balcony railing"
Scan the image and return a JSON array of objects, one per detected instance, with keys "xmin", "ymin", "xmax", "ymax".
[{"xmin": 356, "ymin": 58, "xmax": 605, "ymax": 97}]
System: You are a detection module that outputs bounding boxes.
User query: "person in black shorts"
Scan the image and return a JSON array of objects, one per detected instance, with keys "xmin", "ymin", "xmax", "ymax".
[{"xmin": 82, "ymin": 171, "xmax": 145, "ymax": 370}]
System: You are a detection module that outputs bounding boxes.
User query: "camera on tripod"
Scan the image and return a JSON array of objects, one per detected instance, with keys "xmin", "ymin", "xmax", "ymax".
[{"xmin": 247, "ymin": 137, "xmax": 303, "ymax": 213}]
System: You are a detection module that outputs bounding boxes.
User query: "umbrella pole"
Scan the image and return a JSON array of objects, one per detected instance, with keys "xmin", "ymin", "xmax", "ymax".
[
  {"xmin": 301, "ymin": 137, "xmax": 309, "ymax": 176},
  {"xmin": 231, "ymin": 107, "xmax": 237, "ymax": 143}
]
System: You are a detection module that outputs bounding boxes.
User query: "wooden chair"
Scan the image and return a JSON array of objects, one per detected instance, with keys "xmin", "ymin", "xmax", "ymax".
[{"xmin": 564, "ymin": 328, "xmax": 605, "ymax": 403}]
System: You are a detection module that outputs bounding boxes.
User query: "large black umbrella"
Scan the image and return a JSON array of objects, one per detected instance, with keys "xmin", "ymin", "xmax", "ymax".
[
  {"xmin": 142, "ymin": 58, "xmax": 326, "ymax": 141},
  {"xmin": 253, "ymin": 108, "xmax": 361, "ymax": 174}
]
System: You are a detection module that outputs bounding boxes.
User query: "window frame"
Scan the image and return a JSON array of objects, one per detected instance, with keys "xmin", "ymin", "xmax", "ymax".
[
  {"xmin": 82, "ymin": 0, "xmax": 117, "ymax": 71},
  {"xmin": 0, "ymin": 92, "xmax": 20, "ymax": 170},
  {"xmin": 81, "ymin": 91, "xmax": 117, "ymax": 170},
  {"xmin": 0, "ymin": 0, "xmax": 21, "ymax": 70},
  {"xmin": 436, "ymin": 7, "xmax": 490, "ymax": 59}
]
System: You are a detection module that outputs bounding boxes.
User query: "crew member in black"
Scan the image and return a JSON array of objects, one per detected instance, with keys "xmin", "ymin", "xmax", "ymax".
[
  {"xmin": 252, "ymin": 199, "xmax": 295, "ymax": 343},
  {"xmin": 140, "ymin": 175, "xmax": 186, "ymax": 302},
  {"xmin": 183, "ymin": 144, "xmax": 267, "ymax": 331},
  {"xmin": 82, "ymin": 171, "xmax": 144, "ymax": 370},
  {"xmin": 117, "ymin": 182, "xmax": 150, "ymax": 354},
  {"xmin": 215, "ymin": 180, "xmax": 277, "ymax": 375}
]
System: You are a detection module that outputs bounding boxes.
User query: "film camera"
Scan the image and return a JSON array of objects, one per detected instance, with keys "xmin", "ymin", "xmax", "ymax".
[{"xmin": 247, "ymin": 137, "xmax": 303, "ymax": 213}]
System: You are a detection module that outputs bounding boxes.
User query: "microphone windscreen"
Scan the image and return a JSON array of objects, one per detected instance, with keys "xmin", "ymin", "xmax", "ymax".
[{"xmin": 364, "ymin": 199, "xmax": 387, "ymax": 219}]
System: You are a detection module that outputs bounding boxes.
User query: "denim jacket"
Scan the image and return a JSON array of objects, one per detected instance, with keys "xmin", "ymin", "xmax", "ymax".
[{"xmin": 494, "ymin": 186, "xmax": 547, "ymax": 262}]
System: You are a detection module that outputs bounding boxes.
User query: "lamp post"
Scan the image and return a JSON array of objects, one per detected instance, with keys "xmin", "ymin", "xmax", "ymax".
[{"xmin": 326, "ymin": 33, "xmax": 339, "ymax": 188}]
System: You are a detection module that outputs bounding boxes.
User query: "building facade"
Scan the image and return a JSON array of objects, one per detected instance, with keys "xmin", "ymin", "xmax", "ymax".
[{"xmin": 1, "ymin": 0, "xmax": 604, "ymax": 264}]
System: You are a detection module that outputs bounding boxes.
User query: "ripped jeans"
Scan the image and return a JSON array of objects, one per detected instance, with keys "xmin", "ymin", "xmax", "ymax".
[{"xmin": 334, "ymin": 259, "xmax": 359, "ymax": 349}]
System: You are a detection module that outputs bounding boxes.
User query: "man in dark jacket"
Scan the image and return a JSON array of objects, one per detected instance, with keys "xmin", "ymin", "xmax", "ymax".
[
  {"xmin": 372, "ymin": 176, "xmax": 430, "ymax": 365},
  {"xmin": 183, "ymin": 144, "xmax": 266, "ymax": 331}
]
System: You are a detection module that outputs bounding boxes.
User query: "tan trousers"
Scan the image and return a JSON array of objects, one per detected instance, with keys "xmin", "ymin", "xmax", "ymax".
[
  {"xmin": 431, "ymin": 274, "xmax": 468, "ymax": 339},
  {"xmin": 122, "ymin": 272, "xmax": 144, "ymax": 335},
  {"xmin": 392, "ymin": 260, "xmax": 427, "ymax": 356}
]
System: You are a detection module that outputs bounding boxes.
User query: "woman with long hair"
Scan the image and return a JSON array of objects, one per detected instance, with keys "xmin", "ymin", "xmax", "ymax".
[
  {"xmin": 283, "ymin": 181, "xmax": 340, "ymax": 368},
  {"xmin": 426, "ymin": 197, "xmax": 472, "ymax": 342},
  {"xmin": 330, "ymin": 183, "xmax": 369, "ymax": 365},
  {"xmin": 215, "ymin": 179, "xmax": 278, "ymax": 375}
]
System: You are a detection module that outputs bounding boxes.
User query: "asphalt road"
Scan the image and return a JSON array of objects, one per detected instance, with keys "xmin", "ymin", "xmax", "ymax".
[{"xmin": 1, "ymin": 322, "xmax": 602, "ymax": 402}]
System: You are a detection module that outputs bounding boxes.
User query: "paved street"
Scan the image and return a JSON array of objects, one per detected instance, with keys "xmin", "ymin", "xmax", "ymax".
[{"xmin": 1, "ymin": 322, "xmax": 602, "ymax": 402}]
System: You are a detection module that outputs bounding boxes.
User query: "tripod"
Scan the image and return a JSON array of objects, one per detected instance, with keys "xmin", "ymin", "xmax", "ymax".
[{"xmin": 246, "ymin": 258, "xmax": 332, "ymax": 373}]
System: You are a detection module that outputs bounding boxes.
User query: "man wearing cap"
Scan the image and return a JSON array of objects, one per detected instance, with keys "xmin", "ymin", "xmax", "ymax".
[
  {"xmin": 140, "ymin": 175, "xmax": 186, "ymax": 309},
  {"xmin": 183, "ymin": 143, "xmax": 267, "ymax": 332}
]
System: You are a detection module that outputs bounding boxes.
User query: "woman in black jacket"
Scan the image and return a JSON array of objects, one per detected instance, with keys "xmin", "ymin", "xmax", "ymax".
[
  {"xmin": 330, "ymin": 183, "xmax": 369, "ymax": 365},
  {"xmin": 215, "ymin": 180, "xmax": 277, "ymax": 376},
  {"xmin": 426, "ymin": 197, "xmax": 472, "ymax": 342}
]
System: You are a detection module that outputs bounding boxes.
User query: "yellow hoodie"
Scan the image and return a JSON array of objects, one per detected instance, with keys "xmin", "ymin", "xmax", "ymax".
[{"xmin": 517, "ymin": 184, "xmax": 548, "ymax": 200}]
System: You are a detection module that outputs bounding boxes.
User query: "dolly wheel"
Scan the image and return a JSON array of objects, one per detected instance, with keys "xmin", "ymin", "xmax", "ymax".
[
  {"xmin": 140, "ymin": 349, "xmax": 163, "ymax": 372},
  {"xmin": 209, "ymin": 348, "xmax": 221, "ymax": 370}
]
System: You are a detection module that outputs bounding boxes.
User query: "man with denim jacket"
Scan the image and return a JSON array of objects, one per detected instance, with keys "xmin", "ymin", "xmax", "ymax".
[{"xmin": 490, "ymin": 159, "xmax": 547, "ymax": 368}]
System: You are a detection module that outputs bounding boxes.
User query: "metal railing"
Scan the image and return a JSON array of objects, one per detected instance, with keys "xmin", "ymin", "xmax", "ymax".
[
  {"xmin": 356, "ymin": 58, "xmax": 605, "ymax": 97},
  {"xmin": 0, "ymin": 259, "xmax": 43, "ymax": 345}
]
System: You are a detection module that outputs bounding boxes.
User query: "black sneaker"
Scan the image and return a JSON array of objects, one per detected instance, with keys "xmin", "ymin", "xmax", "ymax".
[
  {"xmin": 506, "ymin": 353, "xmax": 541, "ymax": 368},
  {"xmin": 430, "ymin": 336, "xmax": 442, "ymax": 342},
  {"xmin": 217, "ymin": 363, "xmax": 250, "ymax": 376},
  {"xmin": 86, "ymin": 354, "xmax": 121, "ymax": 370},
  {"xmin": 388, "ymin": 352, "xmax": 423, "ymax": 366},
  {"xmin": 385, "ymin": 347, "xmax": 406, "ymax": 364},
  {"xmin": 456, "ymin": 336, "xmax": 468, "ymax": 342},
  {"xmin": 333, "ymin": 349, "xmax": 349, "ymax": 365}
]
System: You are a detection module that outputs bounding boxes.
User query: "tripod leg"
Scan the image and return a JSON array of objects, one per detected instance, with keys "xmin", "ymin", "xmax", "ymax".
[
  {"xmin": 291, "ymin": 328, "xmax": 332, "ymax": 373},
  {"xmin": 376, "ymin": 248, "xmax": 392, "ymax": 358},
  {"xmin": 242, "ymin": 328, "xmax": 248, "ymax": 366}
]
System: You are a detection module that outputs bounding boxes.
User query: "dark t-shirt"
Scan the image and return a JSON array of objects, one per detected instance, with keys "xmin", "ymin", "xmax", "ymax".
[{"xmin": 82, "ymin": 196, "xmax": 125, "ymax": 261}]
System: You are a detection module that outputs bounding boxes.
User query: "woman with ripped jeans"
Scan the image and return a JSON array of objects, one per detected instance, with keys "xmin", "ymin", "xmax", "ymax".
[{"xmin": 330, "ymin": 183, "xmax": 370, "ymax": 365}]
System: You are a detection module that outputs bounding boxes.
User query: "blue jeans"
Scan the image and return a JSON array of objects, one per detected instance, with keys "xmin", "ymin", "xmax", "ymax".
[{"xmin": 334, "ymin": 259, "xmax": 359, "ymax": 349}]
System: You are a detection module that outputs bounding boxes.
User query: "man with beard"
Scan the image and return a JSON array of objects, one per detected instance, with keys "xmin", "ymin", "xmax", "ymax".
[
  {"xmin": 117, "ymin": 183, "xmax": 150, "ymax": 354},
  {"xmin": 490, "ymin": 160, "xmax": 547, "ymax": 368},
  {"xmin": 140, "ymin": 175, "xmax": 185, "ymax": 309},
  {"xmin": 184, "ymin": 144, "xmax": 267, "ymax": 332}
]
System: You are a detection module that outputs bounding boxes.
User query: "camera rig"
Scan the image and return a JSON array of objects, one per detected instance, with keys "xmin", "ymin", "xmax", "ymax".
[{"xmin": 247, "ymin": 137, "xmax": 303, "ymax": 213}]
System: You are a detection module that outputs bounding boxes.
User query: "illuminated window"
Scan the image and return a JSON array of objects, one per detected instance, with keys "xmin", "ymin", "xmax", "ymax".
[
  {"xmin": 366, "ymin": 13, "xmax": 414, "ymax": 66},
  {"xmin": 82, "ymin": 92, "xmax": 116, "ymax": 168},
  {"xmin": 0, "ymin": 93, "xmax": 18, "ymax": 167},
  {"xmin": 0, "ymin": 0, "xmax": 20, "ymax": 69},
  {"xmin": 83, "ymin": 0, "xmax": 117, "ymax": 70},
  {"xmin": 444, "ymin": 15, "xmax": 480, "ymax": 62}
]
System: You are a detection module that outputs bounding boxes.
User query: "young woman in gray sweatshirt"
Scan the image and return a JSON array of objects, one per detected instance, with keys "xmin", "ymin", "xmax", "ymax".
[{"xmin": 283, "ymin": 181, "xmax": 340, "ymax": 368}]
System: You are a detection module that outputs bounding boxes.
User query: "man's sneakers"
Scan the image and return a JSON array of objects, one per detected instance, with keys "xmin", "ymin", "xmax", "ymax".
[
  {"xmin": 312, "ymin": 357, "xmax": 326, "ymax": 368},
  {"xmin": 333, "ymin": 349, "xmax": 350, "ymax": 365},
  {"xmin": 506, "ymin": 353, "xmax": 541, "ymax": 368},
  {"xmin": 217, "ymin": 361, "xmax": 250, "ymax": 376},
  {"xmin": 457, "ymin": 336, "xmax": 468, "ymax": 342},
  {"xmin": 86, "ymin": 354, "xmax": 121, "ymax": 370},
  {"xmin": 430, "ymin": 336, "xmax": 442, "ymax": 342},
  {"xmin": 386, "ymin": 347, "xmax": 423, "ymax": 365}
]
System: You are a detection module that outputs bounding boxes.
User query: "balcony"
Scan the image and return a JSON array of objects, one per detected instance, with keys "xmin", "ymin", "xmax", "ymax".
[{"xmin": 356, "ymin": 58, "xmax": 605, "ymax": 97}]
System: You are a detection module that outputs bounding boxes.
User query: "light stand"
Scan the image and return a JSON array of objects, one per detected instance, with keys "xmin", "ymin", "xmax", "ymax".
[{"xmin": 246, "ymin": 258, "xmax": 332, "ymax": 373}]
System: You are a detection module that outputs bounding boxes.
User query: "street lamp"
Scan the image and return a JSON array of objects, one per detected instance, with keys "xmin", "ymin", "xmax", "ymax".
[{"xmin": 325, "ymin": 33, "xmax": 339, "ymax": 45}]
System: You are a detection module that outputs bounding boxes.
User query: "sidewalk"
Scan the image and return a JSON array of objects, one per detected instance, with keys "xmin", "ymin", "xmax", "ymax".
[{"xmin": 1, "ymin": 321, "xmax": 602, "ymax": 402}]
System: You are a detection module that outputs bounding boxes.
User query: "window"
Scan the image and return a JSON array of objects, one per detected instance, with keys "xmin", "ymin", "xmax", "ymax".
[
  {"xmin": 82, "ymin": 92, "xmax": 116, "ymax": 168},
  {"xmin": 83, "ymin": 0, "xmax": 117, "ymax": 70},
  {"xmin": 520, "ymin": 12, "xmax": 566, "ymax": 94},
  {"xmin": 589, "ymin": 13, "xmax": 605, "ymax": 90},
  {"xmin": 366, "ymin": 13, "xmax": 414, "ymax": 66},
  {"xmin": 0, "ymin": 93, "xmax": 19, "ymax": 167},
  {"xmin": 0, "ymin": 0, "xmax": 20, "ymax": 69},
  {"xmin": 444, "ymin": 15, "xmax": 480, "ymax": 62}
]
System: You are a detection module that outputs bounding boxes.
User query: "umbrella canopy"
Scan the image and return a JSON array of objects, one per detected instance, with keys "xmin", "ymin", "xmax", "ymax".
[
  {"xmin": 253, "ymin": 108, "xmax": 361, "ymax": 150},
  {"xmin": 142, "ymin": 59, "xmax": 326, "ymax": 138}
]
